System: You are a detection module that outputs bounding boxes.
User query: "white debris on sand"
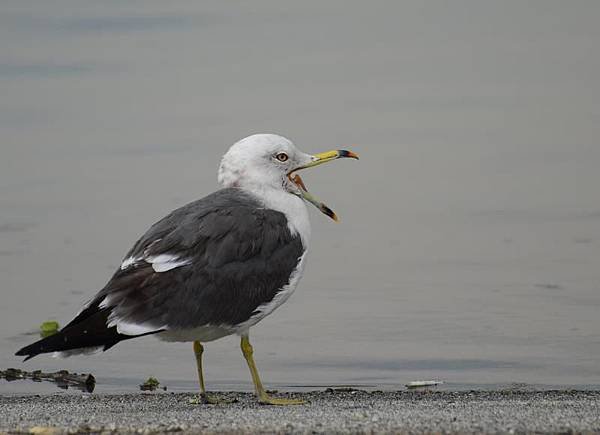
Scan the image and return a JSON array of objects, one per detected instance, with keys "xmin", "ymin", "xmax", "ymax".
[{"xmin": 405, "ymin": 380, "xmax": 444, "ymax": 389}]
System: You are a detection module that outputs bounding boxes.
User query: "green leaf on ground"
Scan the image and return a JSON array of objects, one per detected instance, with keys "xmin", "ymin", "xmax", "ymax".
[
  {"xmin": 40, "ymin": 321, "xmax": 60, "ymax": 338},
  {"xmin": 140, "ymin": 376, "xmax": 161, "ymax": 391}
]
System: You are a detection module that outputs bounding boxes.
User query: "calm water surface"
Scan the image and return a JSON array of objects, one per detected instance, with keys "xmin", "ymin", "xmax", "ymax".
[{"xmin": 1, "ymin": 1, "xmax": 600, "ymax": 394}]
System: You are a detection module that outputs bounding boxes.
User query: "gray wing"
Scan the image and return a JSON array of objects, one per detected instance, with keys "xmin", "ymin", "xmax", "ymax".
[{"xmin": 77, "ymin": 188, "xmax": 305, "ymax": 332}]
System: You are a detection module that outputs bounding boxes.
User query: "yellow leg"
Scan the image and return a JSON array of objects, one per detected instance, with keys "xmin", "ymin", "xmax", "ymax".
[
  {"xmin": 190, "ymin": 341, "xmax": 233, "ymax": 405},
  {"xmin": 240, "ymin": 335, "xmax": 305, "ymax": 405}
]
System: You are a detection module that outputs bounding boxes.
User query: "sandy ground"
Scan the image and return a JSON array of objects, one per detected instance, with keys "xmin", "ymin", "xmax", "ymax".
[{"xmin": 1, "ymin": 389, "xmax": 600, "ymax": 434}]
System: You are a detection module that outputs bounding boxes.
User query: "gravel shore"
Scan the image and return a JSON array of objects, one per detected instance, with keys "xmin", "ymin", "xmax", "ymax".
[{"xmin": 2, "ymin": 389, "xmax": 599, "ymax": 434}]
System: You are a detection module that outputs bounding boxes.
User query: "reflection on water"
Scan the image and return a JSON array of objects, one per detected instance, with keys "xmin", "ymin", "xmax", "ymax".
[{"xmin": 2, "ymin": 1, "xmax": 600, "ymax": 394}]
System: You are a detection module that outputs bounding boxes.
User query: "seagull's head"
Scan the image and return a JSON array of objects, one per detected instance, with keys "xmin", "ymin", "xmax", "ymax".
[{"xmin": 218, "ymin": 133, "xmax": 358, "ymax": 221}]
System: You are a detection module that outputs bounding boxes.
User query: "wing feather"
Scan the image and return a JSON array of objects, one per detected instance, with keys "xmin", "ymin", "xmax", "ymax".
[{"xmin": 95, "ymin": 188, "xmax": 305, "ymax": 330}]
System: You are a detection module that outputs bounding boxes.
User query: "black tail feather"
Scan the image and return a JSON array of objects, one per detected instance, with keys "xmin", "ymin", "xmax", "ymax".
[{"xmin": 15, "ymin": 308, "xmax": 160, "ymax": 361}]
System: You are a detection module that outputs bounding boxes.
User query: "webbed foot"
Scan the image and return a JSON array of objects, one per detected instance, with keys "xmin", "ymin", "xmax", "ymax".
[{"xmin": 258, "ymin": 394, "xmax": 306, "ymax": 406}]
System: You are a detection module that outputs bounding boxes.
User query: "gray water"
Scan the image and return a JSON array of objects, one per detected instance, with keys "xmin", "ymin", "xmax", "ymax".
[{"xmin": 1, "ymin": 1, "xmax": 600, "ymax": 395}]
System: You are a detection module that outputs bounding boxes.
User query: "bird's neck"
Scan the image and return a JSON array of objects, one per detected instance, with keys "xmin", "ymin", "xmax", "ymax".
[{"xmin": 244, "ymin": 185, "xmax": 311, "ymax": 250}]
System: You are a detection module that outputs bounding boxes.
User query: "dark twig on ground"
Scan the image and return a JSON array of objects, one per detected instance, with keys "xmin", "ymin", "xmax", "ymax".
[{"xmin": 0, "ymin": 368, "xmax": 95, "ymax": 393}]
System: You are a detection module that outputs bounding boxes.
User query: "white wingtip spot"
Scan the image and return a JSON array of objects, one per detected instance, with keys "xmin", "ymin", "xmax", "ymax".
[
  {"xmin": 120, "ymin": 256, "xmax": 140, "ymax": 270},
  {"xmin": 121, "ymin": 253, "xmax": 190, "ymax": 273},
  {"xmin": 98, "ymin": 296, "xmax": 111, "ymax": 309},
  {"xmin": 146, "ymin": 254, "xmax": 191, "ymax": 272}
]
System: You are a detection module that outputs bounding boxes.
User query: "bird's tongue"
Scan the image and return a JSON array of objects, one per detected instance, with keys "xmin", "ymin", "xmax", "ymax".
[
  {"xmin": 290, "ymin": 174, "xmax": 339, "ymax": 222},
  {"xmin": 291, "ymin": 174, "xmax": 308, "ymax": 192}
]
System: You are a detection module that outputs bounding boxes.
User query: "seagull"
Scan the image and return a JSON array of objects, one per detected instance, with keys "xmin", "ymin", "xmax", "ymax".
[{"xmin": 16, "ymin": 133, "xmax": 358, "ymax": 405}]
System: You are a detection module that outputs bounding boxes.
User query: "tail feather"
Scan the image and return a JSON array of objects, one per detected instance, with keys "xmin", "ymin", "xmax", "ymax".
[{"xmin": 15, "ymin": 308, "xmax": 160, "ymax": 361}]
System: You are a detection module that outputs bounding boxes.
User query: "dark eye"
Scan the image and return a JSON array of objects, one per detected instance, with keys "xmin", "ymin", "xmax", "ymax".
[{"xmin": 275, "ymin": 152, "xmax": 289, "ymax": 162}]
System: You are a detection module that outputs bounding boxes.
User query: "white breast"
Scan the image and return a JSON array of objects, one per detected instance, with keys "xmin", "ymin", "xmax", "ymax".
[{"xmin": 249, "ymin": 186, "xmax": 311, "ymax": 249}]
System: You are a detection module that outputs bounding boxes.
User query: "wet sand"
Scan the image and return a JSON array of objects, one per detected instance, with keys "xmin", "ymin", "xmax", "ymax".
[{"xmin": 2, "ymin": 389, "xmax": 599, "ymax": 434}]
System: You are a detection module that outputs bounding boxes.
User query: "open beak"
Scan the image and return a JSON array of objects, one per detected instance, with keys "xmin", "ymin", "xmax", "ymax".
[{"xmin": 287, "ymin": 149, "xmax": 359, "ymax": 222}]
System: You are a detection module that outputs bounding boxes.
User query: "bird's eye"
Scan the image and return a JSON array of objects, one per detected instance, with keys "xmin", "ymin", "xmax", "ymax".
[{"xmin": 275, "ymin": 152, "xmax": 289, "ymax": 162}]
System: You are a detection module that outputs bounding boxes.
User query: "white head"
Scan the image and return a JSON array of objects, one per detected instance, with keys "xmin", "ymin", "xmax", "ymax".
[
  {"xmin": 218, "ymin": 133, "xmax": 358, "ymax": 221},
  {"xmin": 218, "ymin": 134, "xmax": 312, "ymax": 193}
]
